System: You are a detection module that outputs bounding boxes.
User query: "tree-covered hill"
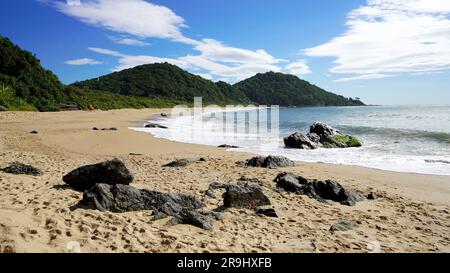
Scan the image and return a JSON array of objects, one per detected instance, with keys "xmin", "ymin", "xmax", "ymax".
[
  {"xmin": 0, "ymin": 36, "xmax": 181, "ymax": 111},
  {"xmin": 233, "ymin": 72, "xmax": 364, "ymax": 107},
  {"xmin": 72, "ymin": 63, "xmax": 250, "ymax": 105}
]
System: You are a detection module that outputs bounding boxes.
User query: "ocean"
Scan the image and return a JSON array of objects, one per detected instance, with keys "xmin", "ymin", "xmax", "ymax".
[{"xmin": 133, "ymin": 105, "xmax": 450, "ymax": 176}]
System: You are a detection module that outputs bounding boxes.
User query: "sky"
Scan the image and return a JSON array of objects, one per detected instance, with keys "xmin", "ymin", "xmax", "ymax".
[{"xmin": 1, "ymin": 0, "xmax": 450, "ymax": 105}]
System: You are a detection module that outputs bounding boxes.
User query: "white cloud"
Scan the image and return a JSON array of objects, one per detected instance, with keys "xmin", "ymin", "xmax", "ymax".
[
  {"xmin": 53, "ymin": 0, "xmax": 308, "ymax": 82},
  {"xmin": 284, "ymin": 60, "xmax": 312, "ymax": 76},
  {"xmin": 109, "ymin": 36, "xmax": 151, "ymax": 46},
  {"xmin": 334, "ymin": 74, "xmax": 391, "ymax": 82},
  {"xmin": 65, "ymin": 58, "xmax": 102, "ymax": 65},
  {"xmin": 303, "ymin": 0, "xmax": 450, "ymax": 81},
  {"xmin": 193, "ymin": 73, "xmax": 214, "ymax": 80},
  {"xmin": 55, "ymin": 0, "xmax": 187, "ymax": 40}
]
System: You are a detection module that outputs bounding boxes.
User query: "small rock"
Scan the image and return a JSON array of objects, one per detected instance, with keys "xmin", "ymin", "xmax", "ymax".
[
  {"xmin": 0, "ymin": 105, "xmax": 7, "ymax": 112},
  {"xmin": 145, "ymin": 123, "xmax": 168, "ymax": 129},
  {"xmin": 63, "ymin": 159, "xmax": 133, "ymax": 191},
  {"xmin": 330, "ymin": 220, "xmax": 359, "ymax": 232},
  {"xmin": 93, "ymin": 127, "xmax": 99, "ymax": 131},
  {"xmin": 30, "ymin": 131, "xmax": 38, "ymax": 134},
  {"xmin": 240, "ymin": 156, "xmax": 295, "ymax": 169},
  {"xmin": 163, "ymin": 158, "xmax": 204, "ymax": 168},
  {"xmin": 161, "ymin": 113, "xmax": 168, "ymax": 117},
  {"xmin": 1, "ymin": 162, "xmax": 43, "ymax": 176},
  {"xmin": 367, "ymin": 192, "xmax": 379, "ymax": 200},
  {"xmin": 101, "ymin": 127, "xmax": 118, "ymax": 131},
  {"xmin": 256, "ymin": 207, "xmax": 278, "ymax": 218},
  {"xmin": 205, "ymin": 183, "xmax": 228, "ymax": 199},
  {"xmin": 218, "ymin": 144, "xmax": 240, "ymax": 148}
]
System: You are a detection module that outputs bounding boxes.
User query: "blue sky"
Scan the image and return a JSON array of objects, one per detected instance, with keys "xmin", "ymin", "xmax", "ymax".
[{"xmin": 1, "ymin": 0, "xmax": 450, "ymax": 105}]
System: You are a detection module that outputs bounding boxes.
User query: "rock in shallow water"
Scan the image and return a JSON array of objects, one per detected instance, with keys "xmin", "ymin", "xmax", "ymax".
[
  {"xmin": 274, "ymin": 172, "xmax": 365, "ymax": 206},
  {"xmin": 284, "ymin": 122, "xmax": 362, "ymax": 149},
  {"xmin": 1, "ymin": 162, "xmax": 43, "ymax": 176},
  {"xmin": 63, "ymin": 159, "xmax": 133, "ymax": 191},
  {"xmin": 78, "ymin": 184, "xmax": 221, "ymax": 230}
]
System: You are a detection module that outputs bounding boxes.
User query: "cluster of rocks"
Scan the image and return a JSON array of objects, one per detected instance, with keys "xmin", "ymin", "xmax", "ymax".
[
  {"xmin": 63, "ymin": 159, "xmax": 221, "ymax": 230},
  {"xmin": 0, "ymin": 162, "xmax": 43, "ymax": 176},
  {"xmin": 237, "ymin": 155, "xmax": 295, "ymax": 169},
  {"xmin": 284, "ymin": 122, "xmax": 362, "ymax": 150},
  {"xmin": 274, "ymin": 172, "xmax": 365, "ymax": 206}
]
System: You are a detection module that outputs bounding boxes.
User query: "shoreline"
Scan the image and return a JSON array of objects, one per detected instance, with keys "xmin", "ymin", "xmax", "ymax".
[{"xmin": 0, "ymin": 109, "xmax": 449, "ymax": 253}]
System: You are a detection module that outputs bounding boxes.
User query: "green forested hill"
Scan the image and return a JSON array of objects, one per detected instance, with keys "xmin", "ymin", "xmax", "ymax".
[
  {"xmin": 0, "ymin": 36, "xmax": 181, "ymax": 111},
  {"xmin": 233, "ymin": 72, "xmax": 364, "ymax": 106},
  {"xmin": 1, "ymin": 35, "xmax": 363, "ymax": 112},
  {"xmin": 71, "ymin": 63, "xmax": 250, "ymax": 105}
]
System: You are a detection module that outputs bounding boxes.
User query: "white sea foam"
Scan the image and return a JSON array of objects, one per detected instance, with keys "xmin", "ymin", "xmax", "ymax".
[{"xmin": 131, "ymin": 106, "xmax": 450, "ymax": 176}]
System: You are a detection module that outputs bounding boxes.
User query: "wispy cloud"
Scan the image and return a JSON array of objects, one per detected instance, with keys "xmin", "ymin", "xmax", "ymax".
[
  {"xmin": 65, "ymin": 58, "xmax": 102, "ymax": 65},
  {"xmin": 303, "ymin": 0, "xmax": 450, "ymax": 81},
  {"xmin": 108, "ymin": 36, "xmax": 151, "ymax": 47},
  {"xmin": 333, "ymin": 74, "xmax": 391, "ymax": 82}
]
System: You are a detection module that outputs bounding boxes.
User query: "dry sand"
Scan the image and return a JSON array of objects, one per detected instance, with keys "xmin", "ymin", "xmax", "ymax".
[{"xmin": 0, "ymin": 109, "xmax": 449, "ymax": 253}]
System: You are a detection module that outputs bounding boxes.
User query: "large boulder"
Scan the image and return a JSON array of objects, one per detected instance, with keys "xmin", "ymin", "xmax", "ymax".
[
  {"xmin": 310, "ymin": 122, "xmax": 341, "ymax": 140},
  {"xmin": 284, "ymin": 133, "xmax": 320, "ymax": 149},
  {"xmin": 223, "ymin": 182, "xmax": 271, "ymax": 209},
  {"xmin": 274, "ymin": 172, "xmax": 365, "ymax": 206},
  {"xmin": 63, "ymin": 159, "xmax": 133, "ymax": 191},
  {"xmin": 240, "ymin": 156, "xmax": 295, "ymax": 169},
  {"xmin": 285, "ymin": 122, "xmax": 362, "ymax": 149},
  {"xmin": 79, "ymin": 184, "xmax": 221, "ymax": 230},
  {"xmin": 1, "ymin": 162, "xmax": 42, "ymax": 176}
]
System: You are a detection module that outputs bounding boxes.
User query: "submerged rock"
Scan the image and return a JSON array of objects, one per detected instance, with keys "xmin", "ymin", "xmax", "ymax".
[
  {"xmin": 274, "ymin": 172, "xmax": 365, "ymax": 206},
  {"xmin": 284, "ymin": 122, "xmax": 362, "ymax": 149},
  {"xmin": 223, "ymin": 182, "xmax": 271, "ymax": 209},
  {"xmin": 79, "ymin": 184, "xmax": 221, "ymax": 230},
  {"xmin": 240, "ymin": 155, "xmax": 295, "ymax": 169},
  {"xmin": 1, "ymin": 162, "xmax": 42, "ymax": 176},
  {"xmin": 63, "ymin": 159, "xmax": 133, "ymax": 191}
]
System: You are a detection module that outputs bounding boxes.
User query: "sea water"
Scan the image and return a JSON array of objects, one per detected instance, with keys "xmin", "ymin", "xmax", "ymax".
[{"xmin": 133, "ymin": 105, "xmax": 450, "ymax": 176}]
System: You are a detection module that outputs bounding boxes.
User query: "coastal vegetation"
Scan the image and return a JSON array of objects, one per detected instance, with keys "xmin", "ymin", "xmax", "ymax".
[{"xmin": 1, "ymin": 35, "xmax": 364, "ymax": 112}]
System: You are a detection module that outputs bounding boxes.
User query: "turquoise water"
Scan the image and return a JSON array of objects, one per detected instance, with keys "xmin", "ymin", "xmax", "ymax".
[{"xmin": 136, "ymin": 105, "xmax": 450, "ymax": 175}]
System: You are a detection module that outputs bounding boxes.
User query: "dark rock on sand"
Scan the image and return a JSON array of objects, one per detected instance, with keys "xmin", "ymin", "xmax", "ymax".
[
  {"xmin": 163, "ymin": 158, "xmax": 205, "ymax": 168},
  {"xmin": 79, "ymin": 184, "xmax": 221, "ymax": 230},
  {"xmin": 256, "ymin": 207, "xmax": 278, "ymax": 218},
  {"xmin": 205, "ymin": 182, "xmax": 228, "ymax": 199},
  {"xmin": 0, "ymin": 105, "xmax": 7, "ymax": 112},
  {"xmin": 101, "ymin": 127, "xmax": 118, "ymax": 131},
  {"xmin": 240, "ymin": 156, "xmax": 295, "ymax": 169},
  {"xmin": 63, "ymin": 159, "xmax": 133, "ymax": 191},
  {"xmin": 223, "ymin": 182, "xmax": 271, "ymax": 209},
  {"xmin": 93, "ymin": 127, "xmax": 99, "ymax": 131},
  {"xmin": 284, "ymin": 122, "xmax": 362, "ymax": 149},
  {"xmin": 218, "ymin": 144, "xmax": 240, "ymax": 148},
  {"xmin": 274, "ymin": 172, "xmax": 365, "ymax": 206},
  {"xmin": 145, "ymin": 123, "xmax": 168, "ymax": 129},
  {"xmin": 30, "ymin": 131, "xmax": 38, "ymax": 134},
  {"xmin": 330, "ymin": 220, "xmax": 359, "ymax": 232},
  {"xmin": 367, "ymin": 192, "xmax": 379, "ymax": 200},
  {"xmin": 1, "ymin": 162, "xmax": 43, "ymax": 176}
]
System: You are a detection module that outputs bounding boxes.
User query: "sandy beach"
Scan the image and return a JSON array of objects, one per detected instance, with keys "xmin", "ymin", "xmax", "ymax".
[{"xmin": 0, "ymin": 109, "xmax": 449, "ymax": 253}]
